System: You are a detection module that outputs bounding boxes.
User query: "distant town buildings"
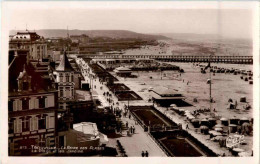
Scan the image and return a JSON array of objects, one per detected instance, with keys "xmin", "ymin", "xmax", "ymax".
[
  {"xmin": 9, "ymin": 31, "xmax": 48, "ymax": 61},
  {"xmin": 70, "ymin": 34, "xmax": 89, "ymax": 44}
]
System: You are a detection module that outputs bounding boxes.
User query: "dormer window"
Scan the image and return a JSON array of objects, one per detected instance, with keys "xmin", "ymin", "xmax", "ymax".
[
  {"xmin": 23, "ymin": 81, "xmax": 29, "ymax": 90},
  {"xmin": 17, "ymin": 65, "xmax": 32, "ymax": 92}
]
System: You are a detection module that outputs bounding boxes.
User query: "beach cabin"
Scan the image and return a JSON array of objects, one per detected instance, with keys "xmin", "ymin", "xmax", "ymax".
[
  {"xmin": 150, "ymin": 88, "xmax": 191, "ymax": 107},
  {"xmin": 114, "ymin": 66, "xmax": 132, "ymax": 77}
]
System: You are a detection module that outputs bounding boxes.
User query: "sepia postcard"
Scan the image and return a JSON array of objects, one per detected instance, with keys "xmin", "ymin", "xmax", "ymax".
[{"xmin": 0, "ymin": 1, "xmax": 259, "ymax": 164}]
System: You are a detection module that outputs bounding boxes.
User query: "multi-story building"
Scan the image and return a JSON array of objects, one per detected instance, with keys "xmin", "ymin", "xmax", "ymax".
[
  {"xmin": 53, "ymin": 51, "xmax": 75, "ymax": 110},
  {"xmin": 9, "ymin": 31, "xmax": 48, "ymax": 61},
  {"xmin": 8, "ymin": 50, "xmax": 58, "ymax": 156}
]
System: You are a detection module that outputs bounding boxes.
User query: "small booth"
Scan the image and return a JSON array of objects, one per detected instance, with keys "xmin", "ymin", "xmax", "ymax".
[{"xmin": 114, "ymin": 66, "xmax": 132, "ymax": 77}]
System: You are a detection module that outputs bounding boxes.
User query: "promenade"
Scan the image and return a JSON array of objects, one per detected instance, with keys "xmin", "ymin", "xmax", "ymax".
[{"xmin": 77, "ymin": 58, "xmax": 167, "ymax": 157}]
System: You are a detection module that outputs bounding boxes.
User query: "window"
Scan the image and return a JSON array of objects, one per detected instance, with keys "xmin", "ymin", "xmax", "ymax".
[
  {"xmin": 66, "ymin": 87, "xmax": 70, "ymax": 98},
  {"xmin": 46, "ymin": 116, "xmax": 55, "ymax": 129},
  {"xmin": 71, "ymin": 89, "xmax": 74, "ymax": 97},
  {"xmin": 39, "ymin": 97, "xmax": 45, "ymax": 108},
  {"xmin": 30, "ymin": 116, "xmax": 38, "ymax": 131},
  {"xmin": 46, "ymin": 95, "xmax": 54, "ymax": 107},
  {"xmin": 8, "ymin": 120, "xmax": 14, "ymax": 134},
  {"xmin": 34, "ymin": 98, "xmax": 39, "ymax": 109},
  {"xmin": 60, "ymin": 88, "xmax": 64, "ymax": 97},
  {"xmin": 14, "ymin": 118, "xmax": 22, "ymax": 133},
  {"xmin": 23, "ymin": 82, "xmax": 29, "ymax": 90},
  {"xmin": 60, "ymin": 74, "xmax": 63, "ymax": 82},
  {"xmin": 38, "ymin": 117, "xmax": 46, "ymax": 130},
  {"xmin": 22, "ymin": 98, "xmax": 29, "ymax": 110},
  {"xmin": 13, "ymin": 99, "xmax": 22, "ymax": 111},
  {"xmin": 66, "ymin": 75, "xmax": 69, "ymax": 82},
  {"xmin": 8, "ymin": 100, "xmax": 13, "ymax": 112},
  {"xmin": 22, "ymin": 118, "xmax": 30, "ymax": 132},
  {"xmin": 29, "ymin": 98, "xmax": 35, "ymax": 110}
]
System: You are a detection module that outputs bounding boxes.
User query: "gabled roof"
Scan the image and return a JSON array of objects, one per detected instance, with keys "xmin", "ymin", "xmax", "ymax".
[
  {"xmin": 55, "ymin": 51, "xmax": 74, "ymax": 72},
  {"xmin": 8, "ymin": 50, "xmax": 55, "ymax": 94}
]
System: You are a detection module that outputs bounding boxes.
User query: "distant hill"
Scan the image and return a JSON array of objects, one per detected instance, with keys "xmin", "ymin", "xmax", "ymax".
[{"xmin": 10, "ymin": 29, "xmax": 170, "ymax": 40}]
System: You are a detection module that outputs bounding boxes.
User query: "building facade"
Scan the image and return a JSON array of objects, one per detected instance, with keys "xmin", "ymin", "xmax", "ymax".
[
  {"xmin": 9, "ymin": 31, "xmax": 48, "ymax": 61},
  {"xmin": 8, "ymin": 50, "xmax": 58, "ymax": 156}
]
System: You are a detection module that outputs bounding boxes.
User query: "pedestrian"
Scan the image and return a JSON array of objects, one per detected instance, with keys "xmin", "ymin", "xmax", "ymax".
[
  {"xmin": 141, "ymin": 151, "xmax": 145, "ymax": 157},
  {"xmin": 130, "ymin": 126, "xmax": 133, "ymax": 134},
  {"xmin": 133, "ymin": 126, "xmax": 135, "ymax": 133},
  {"xmin": 126, "ymin": 121, "xmax": 128, "ymax": 128},
  {"xmin": 186, "ymin": 124, "xmax": 189, "ymax": 129},
  {"xmin": 145, "ymin": 151, "xmax": 149, "ymax": 157}
]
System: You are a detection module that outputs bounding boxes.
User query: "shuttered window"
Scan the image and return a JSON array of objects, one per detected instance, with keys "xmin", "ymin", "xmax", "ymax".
[
  {"xmin": 29, "ymin": 98, "xmax": 34, "ymax": 110},
  {"xmin": 34, "ymin": 117, "xmax": 38, "ymax": 131},
  {"xmin": 17, "ymin": 119, "xmax": 22, "ymax": 133},
  {"xmin": 49, "ymin": 117, "xmax": 55, "ymax": 129},
  {"xmin": 13, "ymin": 100, "xmax": 18, "ymax": 111},
  {"xmin": 45, "ymin": 95, "xmax": 55, "ymax": 108},
  {"xmin": 14, "ymin": 119, "xmax": 17, "ymax": 133},
  {"xmin": 18, "ymin": 100, "xmax": 22, "ymax": 111},
  {"xmin": 34, "ymin": 98, "xmax": 39, "ymax": 109},
  {"xmin": 46, "ymin": 116, "xmax": 49, "ymax": 129},
  {"xmin": 47, "ymin": 95, "xmax": 55, "ymax": 107},
  {"xmin": 45, "ymin": 97, "xmax": 48, "ymax": 108},
  {"xmin": 30, "ymin": 117, "xmax": 33, "ymax": 131}
]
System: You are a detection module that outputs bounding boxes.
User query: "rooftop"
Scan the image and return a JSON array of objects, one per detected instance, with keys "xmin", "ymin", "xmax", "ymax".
[
  {"xmin": 151, "ymin": 87, "xmax": 184, "ymax": 97},
  {"xmin": 114, "ymin": 66, "xmax": 132, "ymax": 72},
  {"xmin": 56, "ymin": 51, "xmax": 74, "ymax": 72}
]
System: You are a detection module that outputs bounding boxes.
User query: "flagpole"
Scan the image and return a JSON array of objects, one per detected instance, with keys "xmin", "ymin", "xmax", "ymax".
[{"xmin": 209, "ymin": 53, "xmax": 212, "ymax": 113}]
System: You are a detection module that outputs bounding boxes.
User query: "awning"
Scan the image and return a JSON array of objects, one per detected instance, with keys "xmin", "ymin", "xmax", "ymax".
[{"xmin": 99, "ymin": 132, "xmax": 109, "ymax": 145}]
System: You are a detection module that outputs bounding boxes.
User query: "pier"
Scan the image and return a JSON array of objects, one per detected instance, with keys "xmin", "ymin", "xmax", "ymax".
[{"xmin": 74, "ymin": 53, "xmax": 253, "ymax": 64}]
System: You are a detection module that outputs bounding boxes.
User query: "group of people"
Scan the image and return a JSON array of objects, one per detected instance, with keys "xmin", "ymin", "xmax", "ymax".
[
  {"xmin": 129, "ymin": 125, "xmax": 136, "ymax": 134},
  {"xmin": 141, "ymin": 151, "xmax": 149, "ymax": 157}
]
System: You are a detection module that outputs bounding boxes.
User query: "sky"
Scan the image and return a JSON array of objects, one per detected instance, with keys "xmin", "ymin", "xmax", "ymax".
[{"xmin": 5, "ymin": 6, "xmax": 253, "ymax": 39}]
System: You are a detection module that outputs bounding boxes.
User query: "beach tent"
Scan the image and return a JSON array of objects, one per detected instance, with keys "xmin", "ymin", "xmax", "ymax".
[
  {"xmin": 230, "ymin": 117, "xmax": 240, "ymax": 125},
  {"xmin": 241, "ymin": 122, "xmax": 252, "ymax": 135},
  {"xmin": 220, "ymin": 117, "xmax": 229, "ymax": 126},
  {"xmin": 191, "ymin": 119, "xmax": 200, "ymax": 128},
  {"xmin": 200, "ymin": 125, "xmax": 209, "ymax": 134},
  {"xmin": 201, "ymin": 118, "xmax": 209, "ymax": 126},
  {"xmin": 240, "ymin": 117, "xmax": 250, "ymax": 125},
  {"xmin": 228, "ymin": 124, "xmax": 238, "ymax": 133},
  {"xmin": 208, "ymin": 118, "xmax": 217, "ymax": 128},
  {"xmin": 215, "ymin": 127, "xmax": 223, "ymax": 132}
]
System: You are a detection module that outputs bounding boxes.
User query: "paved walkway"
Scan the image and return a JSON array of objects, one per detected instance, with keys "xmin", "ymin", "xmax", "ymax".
[{"xmin": 77, "ymin": 58, "xmax": 166, "ymax": 157}]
